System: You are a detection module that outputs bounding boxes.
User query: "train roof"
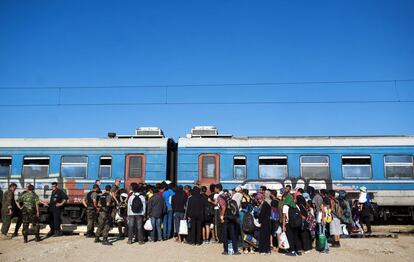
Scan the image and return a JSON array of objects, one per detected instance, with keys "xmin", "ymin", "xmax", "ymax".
[
  {"xmin": 0, "ymin": 138, "xmax": 170, "ymax": 148},
  {"xmin": 178, "ymin": 135, "xmax": 414, "ymax": 147}
]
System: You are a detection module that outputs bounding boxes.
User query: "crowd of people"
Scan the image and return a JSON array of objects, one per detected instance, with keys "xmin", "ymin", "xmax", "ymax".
[{"xmin": 0, "ymin": 179, "xmax": 374, "ymax": 256}]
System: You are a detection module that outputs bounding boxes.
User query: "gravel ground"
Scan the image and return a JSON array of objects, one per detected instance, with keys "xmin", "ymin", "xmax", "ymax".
[{"xmin": 0, "ymin": 234, "xmax": 413, "ymax": 262}]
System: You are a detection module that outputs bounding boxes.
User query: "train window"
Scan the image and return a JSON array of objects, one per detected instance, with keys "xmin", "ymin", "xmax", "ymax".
[
  {"xmin": 342, "ymin": 156, "xmax": 372, "ymax": 179},
  {"xmin": 233, "ymin": 156, "xmax": 247, "ymax": 180},
  {"xmin": 61, "ymin": 156, "xmax": 88, "ymax": 178},
  {"xmin": 258, "ymin": 156, "xmax": 288, "ymax": 179},
  {"xmin": 300, "ymin": 156, "xmax": 330, "ymax": 179},
  {"xmin": 99, "ymin": 156, "xmax": 112, "ymax": 178},
  {"xmin": 202, "ymin": 156, "xmax": 216, "ymax": 178},
  {"xmin": 129, "ymin": 156, "xmax": 143, "ymax": 178},
  {"xmin": 384, "ymin": 155, "xmax": 414, "ymax": 178},
  {"xmin": 0, "ymin": 157, "xmax": 12, "ymax": 178},
  {"xmin": 23, "ymin": 157, "xmax": 50, "ymax": 178}
]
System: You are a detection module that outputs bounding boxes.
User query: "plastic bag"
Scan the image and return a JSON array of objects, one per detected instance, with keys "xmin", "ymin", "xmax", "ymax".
[
  {"xmin": 279, "ymin": 232, "xmax": 290, "ymax": 250},
  {"xmin": 179, "ymin": 219, "xmax": 188, "ymax": 235},
  {"xmin": 144, "ymin": 219, "xmax": 153, "ymax": 231}
]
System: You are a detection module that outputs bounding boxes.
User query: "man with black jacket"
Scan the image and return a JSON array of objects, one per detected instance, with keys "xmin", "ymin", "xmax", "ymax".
[
  {"xmin": 46, "ymin": 182, "xmax": 68, "ymax": 237},
  {"xmin": 147, "ymin": 188, "xmax": 165, "ymax": 242}
]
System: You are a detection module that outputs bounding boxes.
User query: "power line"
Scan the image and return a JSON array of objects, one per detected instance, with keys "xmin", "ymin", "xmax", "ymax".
[
  {"xmin": 1, "ymin": 100, "xmax": 414, "ymax": 107},
  {"xmin": 0, "ymin": 79, "xmax": 413, "ymax": 90}
]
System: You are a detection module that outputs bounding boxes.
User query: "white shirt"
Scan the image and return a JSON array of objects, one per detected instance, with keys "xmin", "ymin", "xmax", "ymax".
[{"xmin": 127, "ymin": 193, "xmax": 146, "ymax": 216}]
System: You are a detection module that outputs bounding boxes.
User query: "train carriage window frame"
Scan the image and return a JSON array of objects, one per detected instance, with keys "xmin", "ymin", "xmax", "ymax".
[
  {"xmin": 0, "ymin": 156, "xmax": 12, "ymax": 178},
  {"xmin": 384, "ymin": 155, "xmax": 414, "ymax": 179},
  {"xmin": 258, "ymin": 156, "xmax": 288, "ymax": 180},
  {"xmin": 23, "ymin": 156, "xmax": 50, "ymax": 179},
  {"xmin": 342, "ymin": 155, "xmax": 372, "ymax": 179},
  {"xmin": 300, "ymin": 155, "xmax": 330, "ymax": 180},
  {"xmin": 199, "ymin": 154, "xmax": 219, "ymax": 179},
  {"xmin": 128, "ymin": 155, "xmax": 144, "ymax": 178},
  {"xmin": 99, "ymin": 156, "xmax": 112, "ymax": 179},
  {"xmin": 233, "ymin": 156, "xmax": 247, "ymax": 180},
  {"xmin": 60, "ymin": 156, "xmax": 88, "ymax": 178}
]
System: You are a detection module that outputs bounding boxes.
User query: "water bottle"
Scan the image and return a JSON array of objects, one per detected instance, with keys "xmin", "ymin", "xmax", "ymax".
[{"xmin": 228, "ymin": 241, "xmax": 234, "ymax": 255}]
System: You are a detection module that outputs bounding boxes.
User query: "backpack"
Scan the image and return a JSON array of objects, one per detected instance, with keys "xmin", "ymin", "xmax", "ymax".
[
  {"xmin": 242, "ymin": 211, "xmax": 255, "ymax": 234},
  {"xmin": 332, "ymin": 199, "xmax": 344, "ymax": 218},
  {"xmin": 270, "ymin": 207, "xmax": 280, "ymax": 221},
  {"xmin": 131, "ymin": 194, "xmax": 143, "ymax": 213},
  {"xmin": 225, "ymin": 198, "xmax": 239, "ymax": 221},
  {"xmin": 204, "ymin": 203, "xmax": 214, "ymax": 221},
  {"xmin": 288, "ymin": 206, "xmax": 302, "ymax": 228},
  {"xmin": 305, "ymin": 212, "xmax": 316, "ymax": 231},
  {"xmin": 86, "ymin": 191, "xmax": 95, "ymax": 207},
  {"xmin": 100, "ymin": 193, "xmax": 109, "ymax": 209}
]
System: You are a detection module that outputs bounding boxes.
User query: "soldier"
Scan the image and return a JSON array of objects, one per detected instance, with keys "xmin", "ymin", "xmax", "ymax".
[
  {"xmin": 82, "ymin": 184, "xmax": 99, "ymax": 238},
  {"xmin": 1, "ymin": 183, "xmax": 17, "ymax": 239},
  {"xmin": 95, "ymin": 185, "xmax": 112, "ymax": 245},
  {"xmin": 110, "ymin": 178, "xmax": 121, "ymax": 228},
  {"xmin": 12, "ymin": 184, "xmax": 29, "ymax": 238},
  {"xmin": 16, "ymin": 184, "xmax": 40, "ymax": 243}
]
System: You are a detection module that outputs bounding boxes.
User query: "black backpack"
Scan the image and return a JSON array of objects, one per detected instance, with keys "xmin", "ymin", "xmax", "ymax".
[
  {"xmin": 288, "ymin": 206, "xmax": 302, "ymax": 228},
  {"xmin": 131, "ymin": 194, "xmax": 143, "ymax": 213},
  {"xmin": 225, "ymin": 198, "xmax": 239, "ymax": 221},
  {"xmin": 242, "ymin": 211, "xmax": 255, "ymax": 234},
  {"xmin": 204, "ymin": 203, "xmax": 214, "ymax": 221},
  {"xmin": 100, "ymin": 193, "xmax": 109, "ymax": 209}
]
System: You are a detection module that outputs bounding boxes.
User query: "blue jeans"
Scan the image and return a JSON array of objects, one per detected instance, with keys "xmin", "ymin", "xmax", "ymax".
[
  {"xmin": 173, "ymin": 212, "xmax": 185, "ymax": 234},
  {"xmin": 222, "ymin": 221, "xmax": 238, "ymax": 253},
  {"xmin": 151, "ymin": 217, "xmax": 162, "ymax": 241},
  {"xmin": 163, "ymin": 209, "xmax": 173, "ymax": 239}
]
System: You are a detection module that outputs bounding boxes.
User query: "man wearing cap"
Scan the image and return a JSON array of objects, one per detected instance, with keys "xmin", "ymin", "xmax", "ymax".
[{"xmin": 231, "ymin": 186, "xmax": 243, "ymax": 209}]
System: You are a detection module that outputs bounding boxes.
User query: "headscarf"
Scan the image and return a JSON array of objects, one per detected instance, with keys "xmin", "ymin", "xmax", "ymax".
[
  {"xmin": 283, "ymin": 194, "xmax": 296, "ymax": 208},
  {"xmin": 255, "ymin": 193, "xmax": 264, "ymax": 202},
  {"xmin": 264, "ymin": 190, "xmax": 272, "ymax": 205}
]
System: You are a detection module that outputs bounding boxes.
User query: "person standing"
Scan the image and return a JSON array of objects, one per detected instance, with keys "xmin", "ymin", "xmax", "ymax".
[
  {"xmin": 82, "ymin": 184, "xmax": 99, "ymax": 238},
  {"xmin": 16, "ymin": 184, "xmax": 40, "ymax": 243},
  {"xmin": 219, "ymin": 191, "xmax": 240, "ymax": 255},
  {"xmin": 46, "ymin": 182, "xmax": 68, "ymax": 237},
  {"xmin": 1, "ymin": 183, "xmax": 17, "ymax": 239},
  {"xmin": 95, "ymin": 185, "xmax": 113, "ymax": 245},
  {"xmin": 162, "ymin": 182, "xmax": 175, "ymax": 240},
  {"xmin": 172, "ymin": 185, "xmax": 187, "ymax": 243},
  {"xmin": 110, "ymin": 179, "xmax": 121, "ymax": 228},
  {"xmin": 127, "ymin": 183, "xmax": 146, "ymax": 244},
  {"xmin": 186, "ymin": 187, "xmax": 205, "ymax": 245},
  {"xmin": 257, "ymin": 193, "xmax": 272, "ymax": 255},
  {"xmin": 147, "ymin": 187, "xmax": 165, "ymax": 242}
]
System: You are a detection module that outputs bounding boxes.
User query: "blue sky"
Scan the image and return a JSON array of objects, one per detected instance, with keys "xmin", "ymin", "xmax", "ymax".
[{"xmin": 0, "ymin": 0, "xmax": 413, "ymax": 139}]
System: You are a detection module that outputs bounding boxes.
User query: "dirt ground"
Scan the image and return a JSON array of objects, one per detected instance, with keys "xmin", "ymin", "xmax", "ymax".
[{"xmin": 0, "ymin": 233, "xmax": 413, "ymax": 262}]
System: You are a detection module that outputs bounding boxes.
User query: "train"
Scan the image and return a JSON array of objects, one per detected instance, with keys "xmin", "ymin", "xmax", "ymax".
[{"xmin": 1, "ymin": 126, "xmax": 413, "ymax": 223}]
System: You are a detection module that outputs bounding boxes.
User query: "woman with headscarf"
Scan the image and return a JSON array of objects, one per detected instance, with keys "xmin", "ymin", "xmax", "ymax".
[
  {"xmin": 296, "ymin": 194, "xmax": 312, "ymax": 252},
  {"xmin": 282, "ymin": 194, "xmax": 303, "ymax": 256},
  {"xmin": 186, "ymin": 187, "xmax": 205, "ymax": 245},
  {"xmin": 256, "ymin": 193, "xmax": 272, "ymax": 255}
]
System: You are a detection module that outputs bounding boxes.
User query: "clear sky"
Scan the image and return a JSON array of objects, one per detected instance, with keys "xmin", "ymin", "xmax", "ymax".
[{"xmin": 0, "ymin": 0, "xmax": 413, "ymax": 139}]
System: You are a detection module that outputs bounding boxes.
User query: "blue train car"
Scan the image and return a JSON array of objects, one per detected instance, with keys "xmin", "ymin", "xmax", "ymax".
[
  {"xmin": 177, "ymin": 127, "xmax": 414, "ymax": 221},
  {"xmin": 0, "ymin": 128, "xmax": 176, "ymax": 223}
]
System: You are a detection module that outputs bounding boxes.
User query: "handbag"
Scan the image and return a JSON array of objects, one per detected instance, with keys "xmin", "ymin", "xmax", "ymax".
[
  {"xmin": 144, "ymin": 219, "xmax": 153, "ymax": 231},
  {"xmin": 279, "ymin": 232, "xmax": 290, "ymax": 250}
]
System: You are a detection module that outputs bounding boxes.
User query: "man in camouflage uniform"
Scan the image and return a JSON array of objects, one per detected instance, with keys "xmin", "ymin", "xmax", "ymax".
[
  {"xmin": 1, "ymin": 183, "xmax": 17, "ymax": 240},
  {"xmin": 95, "ymin": 185, "xmax": 112, "ymax": 245},
  {"xmin": 82, "ymin": 184, "xmax": 100, "ymax": 237},
  {"xmin": 16, "ymin": 184, "xmax": 40, "ymax": 243}
]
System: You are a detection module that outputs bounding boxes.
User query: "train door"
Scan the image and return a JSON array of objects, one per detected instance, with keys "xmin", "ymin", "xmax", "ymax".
[
  {"xmin": 125, "ymin": 154, "xmax": 146, "ymax": 186},
  {"xmin": 198, "ymin": 154, "xmax": 220, "ymax": 186}
]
